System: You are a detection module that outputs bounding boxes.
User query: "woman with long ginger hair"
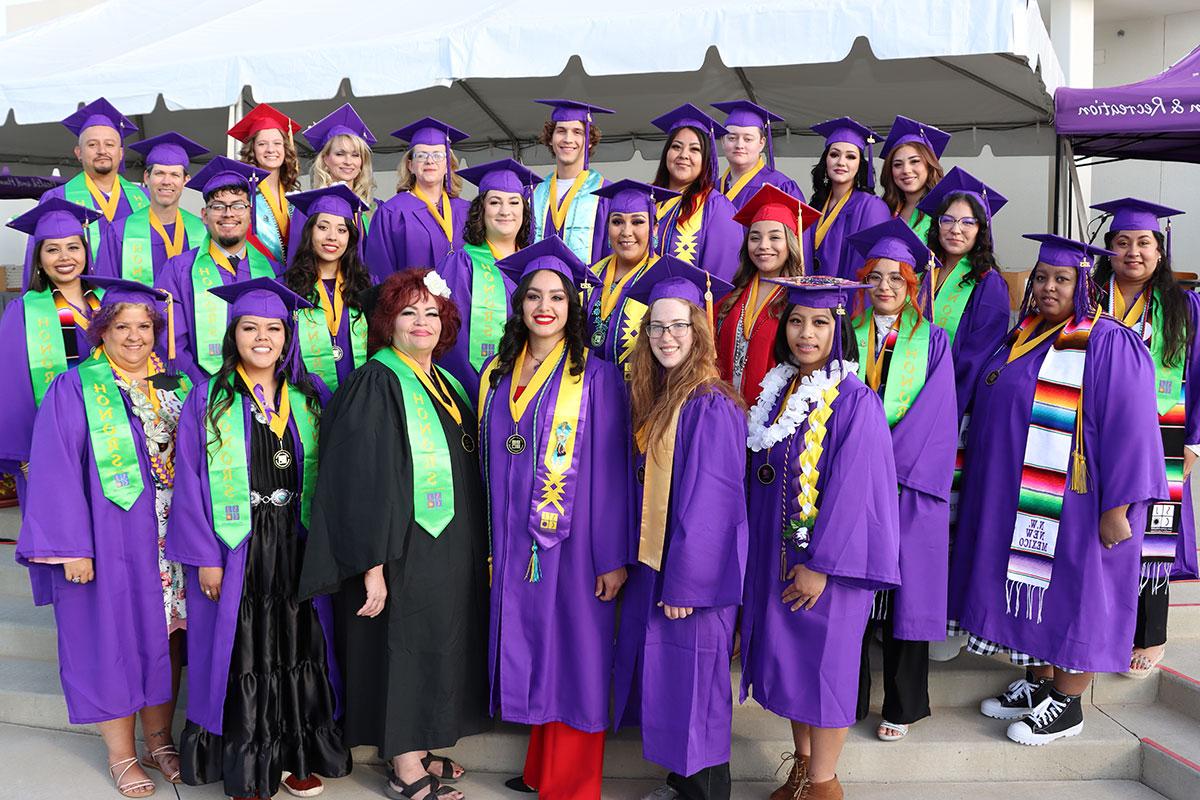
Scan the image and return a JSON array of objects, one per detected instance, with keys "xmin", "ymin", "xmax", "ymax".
[{"xmin": 612, "ymin": 258, "xmax": 746, "ymax": 800}]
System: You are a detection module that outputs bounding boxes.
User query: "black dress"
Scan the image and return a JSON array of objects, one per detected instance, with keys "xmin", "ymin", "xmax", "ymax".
[
  {"xmin": 298, "ymin": 359, "xmax": 491, "ymax": 760},
  {"xmin": 181, "ymin": 408, "xmax": 351, "ymax": 797}
]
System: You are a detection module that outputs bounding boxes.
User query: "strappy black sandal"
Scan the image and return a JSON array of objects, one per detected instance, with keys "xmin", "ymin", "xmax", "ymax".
[
  {"xmin": 420, "ymin": 753, "xmax": 464, "ymax": 783},
  {"xmin": 385, "ymin": 770, "xmax": 459, "ymax": 800}
]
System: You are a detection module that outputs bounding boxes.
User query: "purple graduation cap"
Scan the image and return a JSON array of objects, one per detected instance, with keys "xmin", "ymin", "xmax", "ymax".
[
  {"xmin": 711, "ymin": 100, "xmax": 786, "ymax": 169},
  {"xmin": 285, "ymin": 183, "xmax": 370, "ymax": 263},
  {"xmin": 61, "ymin": 98, "xmax": 138, "ymax": 139},
  {"xmin": 303, "ymin": 103, "xmax": 378, "ymax": 152},
  {"xmin": 916, "ymin": 166, "xmax": 1007, "ymax": 227},
  {"xmin": 457, "ymin": 158, "xmax": 543, "ymax": 201},
  {"xmin": 766, "ymin": 275, "xmax": 872, "ymax": 366},
  {"xmin": 1091, "ymin": 197, "xmax": 1185, "ymax": 260},
  {"xmin": 8, "ymin": 197, "xmax": 102, "ymax": 287},
  {"xmin": 128, "ymin": 131, "xmax": 209, "ymax": 171},
  {"xmin": 879, "ymin": 115, "xmax": 952, "ymax": 162},
  {"xmin": 391, "ymin": 117, "xmax": 470, "ymax": 193},
  {"xmin": 592, "ymin": 179, "xmax": 681, "ymax": 252},
  {"xmin": 86, "ymin": 275, "xmax": 182, "ymax": 385},
  {"xmin": 495, "ymin": 234, "xmax": 590, "ymax": 289},
  {"xmin": 810, "ymin": 117, "xmax": 881, "ymax": 190},
  {"xmin": 535, "ymin": 99, "xmax": 615, "ymax": 170},
  {"xmin": 1022, "ymin": 233, "xmax": 1116, "ymax": 320},
  {"xmin": 188, "ymin": 156, "xmax": 271, "ymax": 235},
  {"xmin": 622, "ymin": 254, "xmax": 734, "ymax": 332},
  {"xmin": 208, "ymin": 276, "xmax": 314, "ymax": 377},
  {"xmin": 650, "ymin": 104, "xmax": 729, "ymax": 187},
  {"xmin": 849, "ymin": 218, "xmax": 942, "ymax": 322}
]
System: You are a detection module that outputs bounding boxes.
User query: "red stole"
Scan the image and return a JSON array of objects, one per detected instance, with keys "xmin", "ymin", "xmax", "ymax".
[{"xmin": 715, "ymin": 287, "xmax": 782, "ymax": 408}]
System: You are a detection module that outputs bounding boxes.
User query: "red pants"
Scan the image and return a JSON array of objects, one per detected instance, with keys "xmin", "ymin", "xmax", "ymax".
[{"xmin": 522, "ymin": 722, "xmax": 605, "ymax": 800}]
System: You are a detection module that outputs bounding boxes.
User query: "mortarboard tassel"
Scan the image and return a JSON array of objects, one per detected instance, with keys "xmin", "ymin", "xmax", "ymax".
[
  {"xmin": 524, "ymin": 543, "xmax": 542, "ymax": 583},
  {"xmin": 1166, "ymin": 217, "xmax": 1173, "ymax": 263},
  {"xmin": 704, "ymin": 272, "xmax": 714, "ymax": 330},
  {"xmin": 584, "ymin": 112, "xmax": 591, "ymax": 171},
  {"xmin": 865, "ymin": 134, "xmax": 876, "ymax": 191},
  {"xmin": 766, "ymin": 119, "xmax": 775, "ymax": 171}
]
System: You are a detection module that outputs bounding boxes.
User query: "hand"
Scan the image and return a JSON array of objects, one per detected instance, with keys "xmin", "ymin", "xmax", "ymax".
[
  {"xmin": 1099, "ymin": 505, "xmax": 1132, "ymax": 550},
  {"xmin": 781, "ymin": 563, "xmax": 827, "ymax": 611},
  {"xmin": 357, "ymin": 565, "xmax": 387, "ymax": 618},
  {"xmin": 63, "ymin": 558, "xmax": 93, "ymax": 585},
  {"xmin": 1185, "ymin": 449, "xmax": 1197, "ymax": 479},
  {"xmin": 595, "ymin": 567, "xmax": 628, "ymax": 601},
  {"xmin": 658, "ymin": 601, "xmax": 693, "ymax": 620},
  {"xmin": 199, "ymin": 567, "xmax": 224, "ymax": 602}
]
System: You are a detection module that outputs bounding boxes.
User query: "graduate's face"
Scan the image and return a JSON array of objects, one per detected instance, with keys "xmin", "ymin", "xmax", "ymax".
[
  {"xmin": 551, "ymin": 121, "xmax": 587, "ymax": 168},
  {"xmin": 201, "ymin": 189, "xmax": 252, "ymax": 247},
  {"xmin": 322, "ymin": 137, "xmax": 363, "ymax": 183},
  {"xmin": 1031, "ymin": 262, "xmax": 1077, "ymax": 324},
  {"xmin": 311, "ymin": 213, "xmax": 350, "ymax": 263},
  {"xmin": 101, "ymin": 304, "xmax": 155, "ymax": 373},
  {"xmin": 482, "ymin": 190, "xmax": 524, "ymax": 240},
  {"xmin": 253, "ymin": 129, "xmax": 286, "ymax": 171},
  {"xmin": 648, "ymin": 298, "xmax": 694, "ymax": 370},
  {"xmin": 75, "ymin": 125, "xmax": 122, "ymax": 177},
  {"xmin": 786, "ymin": 306, "xmax": 835, "ymax": 373},
  {"xmin": 937, "ymin": 199, "xmax": 978, "ymax": 258},
  {"xmin": 666, "ymin": 129, "xmax": 704, "ymax": 188},
  {"xmin": 409, "ymin": 144, "xmax": 447, "ymax": 188},
  {"xmin": 747, "ymin": 220, "xmax": 789, "ymax": 276},
  {"xmin": 865, "ymin": 258, "xmax": 908, "ymax": 316},
  {"xmin": 1110, "ymin": 230, "xmax": 1161, "ymax": 286},
  {"xmin": 144, "ymin": 165, "xmax": 187, "ymax": 207},
  {"xmin": 889, "ymin": 144, "xmax": 928, "ymax": 198},
  {"xmin": 722, "ymin": 125, "xmax": 766, "ymax": 170},
  {"xmin": 391, "ymin": 292, "xmax": 442, "ymax": 359},
  {"xmin": 825, "ymin": 143, "xmax": 860, "ymax": 188},
  {"xmin": 608, "ymin": 211, "xmax": 650, "ymax": 264},
  {"xmin": 522, "ymin": 270, "xmax": 570, "ymax": 342},
  {"xmin": 37, "ymin": 236, "xmax": 87, "ymax": 286},
  {"xmin": 235, "ymin": 315, "xmax": 286, "ymax": 372}
]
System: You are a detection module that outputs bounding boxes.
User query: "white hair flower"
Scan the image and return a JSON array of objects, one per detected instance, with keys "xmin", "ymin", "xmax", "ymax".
[{"xmin": 423, "ymin": 271, "xmax": 452, "ymax": 299}]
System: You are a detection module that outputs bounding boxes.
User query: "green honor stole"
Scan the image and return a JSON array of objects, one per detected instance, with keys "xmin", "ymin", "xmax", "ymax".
[
  {"xmin": 121, "ymin": 208, "xmax": 205, "ymax": 285},
  {"xmin": 297, "ymin": 305, "xmax": 367, "ymax": 392},
  {"xmin": 462, "ymin": 242, "xmax": 509, "ymax": 371},
  {"xmin": 853, "ymin": 305, "xmax": 930, "ymax": 426},
  {"xmin": 190, "ymin": 241, "xmax": 276, "ymax": 375},
  {"xmin": 63, "ymin": 173, "xmax": 149, "ymax": 259},
  {"xmin": 23, "ymin": 290, "xmax": 71, "ymax": 406},
  {"xmin": 930, "ymin": 258, "xmax": 976, "ymax": 346}
]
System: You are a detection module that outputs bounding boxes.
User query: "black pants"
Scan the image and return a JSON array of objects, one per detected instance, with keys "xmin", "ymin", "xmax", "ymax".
[
  {"xmin": 856, "ymin": 616, "xmax": 931, "ymax": 725},
  {"xmin": 667, "ymin": 763, "xmax": 731, "ymax": 800},
  {"xmin": 1134, "ymin": 582, "xmax": 1170, "ymax": 649}
]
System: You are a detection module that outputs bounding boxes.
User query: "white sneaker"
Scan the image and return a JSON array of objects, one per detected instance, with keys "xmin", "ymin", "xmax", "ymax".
[
  {"xmin": 1007, "ymin": 691, "xmax": 1085, "ymax": 746},
  {"xmin": 641, "ymin": 785, "xmax": 680, "ymax": 800},
  {"xmin": 980, "ymin": 675, "xmax": 1050, "ymax": 720}
]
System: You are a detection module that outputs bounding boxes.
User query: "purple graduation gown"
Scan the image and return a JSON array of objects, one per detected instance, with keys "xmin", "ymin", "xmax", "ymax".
[
  {"xmin": 812, "ymin": 192, "xmax": 891, "ymax": 280},
  {"xmin": 1175, "ymin": 292, "xmax": 1200, "ymax": 579},
  {"xmin": 741, "ymin": 373, "xmax": 900, "ymax": 728},
  {"xmin": 582, "ymin": 256, "xmax": 658, "ymax": 369},
  {"xmin": 154, "ymin": 247, "xmax": 284, "ymax": 384},
  {"xmin": 949, "ymin": 316, "xmax": 1168, "ymax": 672},
  {"xmin": 612, "ymin": 388, "xmax": 748, "ymax": 776},
  {"xmin": 14, "ymin": 369, "xmax": 173, "ymax": 723},
  {"xmin": 722, "ymin": 167, "xmax": 804, "ymax": 211},
  {"xmin": 937, "ymin": 268, "xmax": 1012, "ymax": 420},
  {"xmin": 23, "ymin": 182, "xmax": 144, "ymax": 289},
  {"xmin": 364, "ymin": 192, "xmax": 469, "ymax": 281},
  {"xmin": 436, "ymin": 249, "xmax": 516, "ymax": 400},
  {"xmin": 654, "ymin": 191, "xmax": 742, "ymax": 282},
  {"xmin": 483, "ymin": 356, "xmax": 632, "ymax": 732},
  {"xmin": 94, "ymin": 215, "xmax": 202, "ymax": 284},
  {"xmin": 539, "ymin": 182, "xmax": 611, "ymax": 266},
  {"xmin": 164, "ymin": 380, "xmax": 341, "ymax": 735}
]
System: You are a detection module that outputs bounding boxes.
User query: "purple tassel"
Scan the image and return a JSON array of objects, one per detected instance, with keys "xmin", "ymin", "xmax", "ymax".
[{"xmin": 766, "ymin": 120, "xmax": 775, "ymax": 170}]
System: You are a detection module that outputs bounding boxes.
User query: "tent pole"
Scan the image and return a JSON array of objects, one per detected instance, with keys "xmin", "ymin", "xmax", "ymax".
[
  {"xmin": 733, "ymin": 67, "xmax": 759, "ymax": 104},
  {"xmin": 457, "ymin": 80, "xmax": 520, "ymax": 159},
  {"xmin": 227, "ymin": 93, "xmax": 245, "ymax": 159},
  {"xmin": 1052, "ymin": 136, "xmax": 1062, "ymax": 235}
]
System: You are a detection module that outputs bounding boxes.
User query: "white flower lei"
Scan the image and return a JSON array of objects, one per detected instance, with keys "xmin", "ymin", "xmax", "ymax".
[{"xmin": 746, "ymin": 359, "xmax": 858, "ymax": 452}]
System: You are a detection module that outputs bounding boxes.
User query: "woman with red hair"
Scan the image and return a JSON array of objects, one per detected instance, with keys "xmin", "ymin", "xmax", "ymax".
[
  {"xmin": 299, "ymin": 268, "xmax": 490, "ymax": 800},
  {"xmin": 847, "ymin": 220, "xmax": 957, "ymax": 744}
]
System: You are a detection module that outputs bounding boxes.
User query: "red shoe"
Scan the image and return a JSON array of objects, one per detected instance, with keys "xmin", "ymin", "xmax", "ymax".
[{"xmin": 281, "ymin": 772, "xmax": 325, "ymax": 797}]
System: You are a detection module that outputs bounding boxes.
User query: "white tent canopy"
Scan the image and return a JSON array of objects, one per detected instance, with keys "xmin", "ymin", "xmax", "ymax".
[{"xmin": 0, "ymin": 0, "xmax": 1062, "ymax": 170}]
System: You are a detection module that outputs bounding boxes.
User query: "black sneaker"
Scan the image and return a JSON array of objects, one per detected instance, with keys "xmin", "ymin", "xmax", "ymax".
[
  {"xmin": 980, "ymin": 672, "xmax": 1051, "ymax": 719},
  {"xmin": 1006, "ymin": 689, "xmax": 1084, "ymax": 745}
]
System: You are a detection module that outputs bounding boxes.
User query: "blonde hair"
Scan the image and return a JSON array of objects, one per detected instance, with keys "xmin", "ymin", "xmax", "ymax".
[
  {"xmin": 395, "ymin": 147, "xmax": 463, "ymax": 197},
  {"xmin": 309, "ymin": 132, "xmax": 376, "ymax": 203}
]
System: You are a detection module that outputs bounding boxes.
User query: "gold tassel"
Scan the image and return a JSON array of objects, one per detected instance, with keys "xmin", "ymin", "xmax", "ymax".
[
  {"xmin": 487, "ymin": 555, "xmax": 493, "ymax": 588},
  {"xmin": 1070, "ymin": 369, "xmax": 1088, "ymax": 493}
]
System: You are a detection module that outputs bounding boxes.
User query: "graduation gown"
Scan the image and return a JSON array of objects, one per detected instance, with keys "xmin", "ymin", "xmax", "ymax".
[
  {"xmin": 714, "ymin": 284, "xmax": 785, "ymax": 409},
  {"xmin": 155, "ymin": 247, "xmax": 284, "ymax": 384},
  {"xmin": 365, "ymin": 192, "xmax": 470, "ymax": 281},
  {"xmin": 14, "ymin": 369, "xmax": 174, "ymax": 723},
  {"xmin": 721, "ymin": 166, "xmax": 804, "ymax": 211},
  {"xmin": 612, "ymin": 388, "xmax": 748, "ymax": 776},
  {"xmin": 534, "ymin": 171, "xmax": 611, "ymax": 265},
  {"xmin": 297, "ymin": 359, "xmax": 490, "ymax": 758},
  {"xmin": 741, "ymin": 372, "xmax": 900, "ymax": 728},
  {"xmin": 655, "ymin": 191, "xmax": 742, "ymax": 282},
  {"xmin": 25, "ymin": 178, "xmax": 145, "ymax": 288},
  {"xmin": 582, "ymin": 255, "xmax": 658, "ymax": 371},
  {"xmin": 482, "ymin": 355, "xmax": 632, "ymax": 732},
  {"xmin": 812, "ymin": 191, "xmax": 891, "ymax": 280},
  {"xmin": 949, "ymin": 316, "xmax": 1168, "ymax": 672},
  {"xmin": 94, "ymin": 209, "xmax": 205, "ymax": 284},
  {"xmin": 436, "ymin": 249, "xmax": 517, "ymax": 400}
]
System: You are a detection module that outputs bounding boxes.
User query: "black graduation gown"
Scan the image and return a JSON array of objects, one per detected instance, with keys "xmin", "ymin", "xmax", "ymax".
[{"xmin": 298, "ymin": 359, "xmax": 491, "ymax": 759}]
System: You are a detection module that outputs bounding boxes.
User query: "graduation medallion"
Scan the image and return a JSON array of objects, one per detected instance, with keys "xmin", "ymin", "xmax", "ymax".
[
  {"xmin": 273, "ymin": 449, "xmax": 293, "ymax": 469},
  {"xmin": 757, "ymin": 464, "xmax": 776, "ymax": 485},
  {"xmin": 461, "ymin": 433, "xmax": 475, "ymax": 453},
  {"xmin": 506, "ymin": 434, "xmax": 526, "ymax": 455},
  {"xmin": 985, "ymin": 369, "xmax": 1000, "ymax": 386},
  {"xmin": 590, "ymin": 323, "xmax": 608, "ymax": 349},
  {"xmin": 331, "ymin": 344, "xmax": 345, "ymax": 362}
]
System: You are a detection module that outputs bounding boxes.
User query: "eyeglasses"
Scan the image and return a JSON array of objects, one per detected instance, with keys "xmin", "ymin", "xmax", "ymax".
[
  {"xmin": 411, "ymin": 151, "xmax": 447, "ymax": 164},
  {"xmin": 866, "ymin": 272, "xmax": 907, "ymax": 289},
  {"xmin": 646, "ymin": 322, "xmax": 693, "ymax": 339},
  {"xmin": 938, "ymin": 215, "xmax": 979, "ymax": 231},
  {"xmin": 207, "ymin": 201, "xmax": 250, "ymax": 214}
]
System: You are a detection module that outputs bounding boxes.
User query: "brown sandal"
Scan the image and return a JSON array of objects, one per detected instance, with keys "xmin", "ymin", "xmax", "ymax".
[
  {"xmin": 109, "ymin": 756, "xmax": 156, "ymax": 798},
  {"xmin": 139, "ymin": 744, "xmax": 181, "ymax": 784}
]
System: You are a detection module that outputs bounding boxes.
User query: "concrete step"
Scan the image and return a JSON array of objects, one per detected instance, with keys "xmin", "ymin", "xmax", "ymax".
[
  {"xmin": 1141, "ymin": 737, "xmax": 1200, "ymax": 800},
  {"xmin": 1170, "ymin": 579, "xmax": 1200, "ymax": 638},
  {"xmin": 0, "ymin": 542, "xmax": 26, "ymax": 597},
  {"xmin": 1099, "ymin": 703, "xmax": 1200, "ymax": 793},
  {"xmin": 0, "ymin": 506, "xmax": 18, "ymax": 540},
  {"xmin": 0, "ymin": 592, "xmax": 57, "ymax": 661}
]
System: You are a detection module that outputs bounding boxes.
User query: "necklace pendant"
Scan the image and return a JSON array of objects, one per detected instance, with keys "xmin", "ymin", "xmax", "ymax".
[
  {"xmin": 505, "ymin": 433, "xmax": 527, "ymax": 455},
  {"xmin": 757, "ymin": 463, "xmax": 777, "ymax": 485},
  {"xmin": 636, "ymin": 464, "xmax": 646, "ymax": 485},
  {"xmin": 985, "ymin": 369, "xmax": 1000, "ymax": 386},
  {"xmin": 273, "ymin": 448, "xmax": 293, "ymax": 469},
  {"xmin": 461, "ymin": 432, "xmax": 476, "ymax": 453},
  {"xmin": 331, "ymin": 344, "xmax": 345, "ymax": 362}
]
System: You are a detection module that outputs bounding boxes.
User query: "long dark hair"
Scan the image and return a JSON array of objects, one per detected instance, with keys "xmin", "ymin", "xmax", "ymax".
[
  {"xmin": 204, "ymin": 321, "xmax": 321, "ymax": 456},
  {"xmin": 772, "ymin": 304, "xmax": 860, "ymax": 366},
  {"xmin": 652, "ymin": 126, "xmax": 716, "ymax": 224},
  {"xmin": 717, "ymin": 225, "xmax": 806, "ymax": 324},
  {"xmin": 925, "ymin": 192, "xmax": 1000, "ymax": 286},
  {"xmin": 810, "ymin": 144, "xmax": 873, "ymax": 209},
  {"xmin": 29, "ymin": 236, "xmax": 90, "ymax": 292},
  {"xmin": 488, "ymin": 269, "xmax": 587, "ymax": 387},
  {"xmin": 283, "ymin": 214, "xmax": 372, "ymax": 311},
  {"xmin": 880, "ymin": 141, "xmax": 944, "ymax": 216},
  {"xmin": 464, "ymin": 191, "xmax": 532, "ymax": 248},
  {"xmin": 1094, "ymin": 230, "xmax": 1190, "ymax": 368}
]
